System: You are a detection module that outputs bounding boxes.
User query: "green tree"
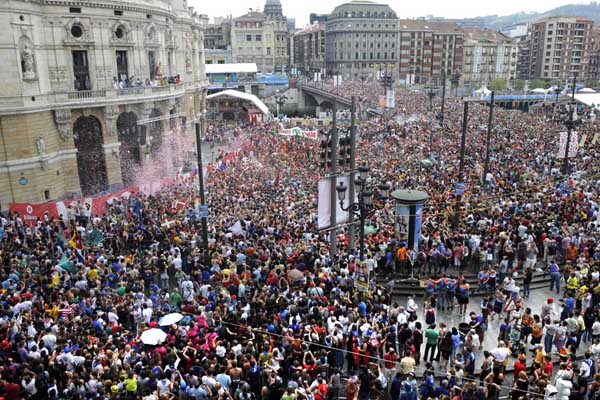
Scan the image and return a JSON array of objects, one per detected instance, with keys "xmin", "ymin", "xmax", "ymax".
[
  {"xmin": 529, "ymin": 78, "xmax": 546, "ymax": 89},
  {"xmin": 489, "ymin": 78, "xmax": 507, "ymax": 91},
  {"xmin": 512, "ymin": 79, "xmax": 525, "ymax": 90},
  {"xmin": 584, "ymin": 79, "xmax": 599, "ymax": 88}
]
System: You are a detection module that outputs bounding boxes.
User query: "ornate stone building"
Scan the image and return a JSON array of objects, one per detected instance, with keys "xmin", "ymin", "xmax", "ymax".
[
  {"xmin": 325, "ymin": 0, "xmax": 399, "ymax": 79},
  {"xmin": 230, "ymin": 0, "xmax": 290, "ymax": 73},
  {"xmin": 0, "ymin": 0, "xmax": 209, "ymax": 207}
]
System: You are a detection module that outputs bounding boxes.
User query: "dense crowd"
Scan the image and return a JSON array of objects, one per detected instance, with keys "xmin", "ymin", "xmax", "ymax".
[{"xmin": 1, "ymin": 78, "xmax": 600, "ymax": 400}]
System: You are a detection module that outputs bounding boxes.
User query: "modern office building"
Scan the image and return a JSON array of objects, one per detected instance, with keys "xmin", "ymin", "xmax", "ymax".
[
  {"xmin": 397, "ymin": 20, "xmax": 464, "ymax": 85},
  {"xmin": 529, "ymin": 16, "xmax": 597, "ymax": 81}
]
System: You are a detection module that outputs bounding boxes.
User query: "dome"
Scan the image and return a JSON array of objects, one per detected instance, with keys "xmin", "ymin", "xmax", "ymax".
[{"xmin": 264, "ymin": 0, "xmax": 283, "ymax": 18}]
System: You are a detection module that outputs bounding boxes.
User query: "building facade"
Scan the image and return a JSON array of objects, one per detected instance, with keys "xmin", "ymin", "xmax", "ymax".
[
  {"xmin": 0, "ymin": 0, "xmax": 209, "ymax": 208},
  {"xmin": 230, "ymin": 0, "xmax": 289, "ymax": 73},
  {"xmin": 529, "ymin": 16, "xmax": 597, "ymax": 81},
  {"xmin": 292, "ymin": 23, "xmax": 326, "ymax": 77},
  {"xmin": 462, "ymin": 28, "xmax": 516, "ymax": 87},
  {"xmin": 397, "ymin": 20, "xmax": 464, "ymax": 86},
  {"xmin": 203, "ymin": 19, "xmax": 231, "ymax": 51},
  {"xmin": 325, "ymin": 0, "xmax": 399, "ymax": 79},
  {"xmin": 515, "ymin": 34, "xmax": 531, "ymax": 81}
]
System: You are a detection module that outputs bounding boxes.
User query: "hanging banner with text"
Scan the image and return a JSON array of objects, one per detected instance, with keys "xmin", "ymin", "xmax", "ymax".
[{"xmin": 278, "ymin": 127, "xmax": 318, "ymax": 140}]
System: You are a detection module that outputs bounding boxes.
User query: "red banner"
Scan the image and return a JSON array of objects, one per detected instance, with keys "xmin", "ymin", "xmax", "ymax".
[{"xmin": 10, "ymin": 186, "xmax": 138, "ymax": 225}]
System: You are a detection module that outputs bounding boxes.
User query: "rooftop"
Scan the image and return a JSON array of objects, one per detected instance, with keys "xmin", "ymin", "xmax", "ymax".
[
  {"xmin": 463, "ymin": 28, "xmax": 511, "ymax": 43},
  {"xmin": 234, "ymin": 11, "xmax": 266, "ymax": 22},
  {"xmin": 329, "ymin": 0, "xmax": 398, "ymax": 19},
  {"xmin": 399, "ymin": 20, "xmax": 464, "ymax": 34}
]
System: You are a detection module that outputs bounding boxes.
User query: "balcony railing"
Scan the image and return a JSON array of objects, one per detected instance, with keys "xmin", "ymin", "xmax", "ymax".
[
  {"xmin": 0, "ymin": 83, "xmax": 192, "ymax": 111},
  {"xmin": 117, "ymin": 87, "xmax": 144, "ymax": 96},
  {"xmin": 55, "ymin": 83, "xmax": 184, "ymax": 104},
  {"xmin": 67, "ymin": 89, "xmax": 106, "ymax": 100}
]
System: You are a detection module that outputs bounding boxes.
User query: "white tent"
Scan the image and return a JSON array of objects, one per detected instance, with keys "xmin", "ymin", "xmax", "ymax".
[
  {"xmin": 572, "ymin": 93, "xmax": 600, "ymax": 108},
  {"xmin": 578, "ymin": 87, "xmax": 596, "ymax": 94},
  {"xmin": 530, "ymin": 88, "xmax": 548, "ymax": 94},
  {"xmin": 206, "ymin": 89, "xmax": 270, "ymax": 116},
  {"xmin": 474, "ymin": 86, "xmax": 491, "ymax": 95}
]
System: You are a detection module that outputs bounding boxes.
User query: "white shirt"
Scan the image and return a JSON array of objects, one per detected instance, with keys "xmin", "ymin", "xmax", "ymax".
[
  {"xmin": 491, "ymin": 347, "xmax": 511, "ymax": 362},
  {"xmin": 406, "ymin": 298, "xmax": 418, "ymax": 313},
  {"xmin": 142, "ymin": 307, "xmax": 153, "ymax": 324},
  {"xmin": 592, "ymin": 321, "xmax": 600, "ymax": 336}
]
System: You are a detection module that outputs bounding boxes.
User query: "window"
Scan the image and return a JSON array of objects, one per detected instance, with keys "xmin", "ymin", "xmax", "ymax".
[
  {"xmin": 114, "ymin": 10, "xmax": 123, "ymax": 16},
  {"xmin": 146, "ymin": 14, "xmax": 152, "ymax": 19},
  {"xmin": 246, "ymin": 35, "xmax": 251, "ymax": 41},
  {"xmin": 255, "ymin": 35, "xmax": 261, "ymax": 41},
  {"xmin": 115, "ymin": 26, "xmax": 125, "ymax": 39},
  {"xmin": 71, "ymin": 24, "xmax": 83, "ymax": 38},
  {"xmin": 69, "ymin": 7, "xmax": 81, "ymax": 13},
  {"xmin": 267, "ymin": 47, "xmax": 271, "ymax": 55}
]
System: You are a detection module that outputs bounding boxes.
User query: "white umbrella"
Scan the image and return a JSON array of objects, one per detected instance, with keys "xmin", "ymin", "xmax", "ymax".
[
  {"xmin": 158, "ymin": 312, "xmax": 184, "ymax": 327},
  {"xmin": 531, "ymin": 88, "xmax": 547, "ymax": 94},
  {"xmin": 140, "ymin": 328, "xmax": 167, "ymax": 345},
  {"xmin": 579, "ymin": 88, "xmax": 596, "ymax": 93}
]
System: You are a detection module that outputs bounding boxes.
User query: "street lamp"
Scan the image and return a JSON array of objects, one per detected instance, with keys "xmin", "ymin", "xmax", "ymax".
[
  {"xmin": 427, "ymin": 86, "xmax": 436, "ymax": 111},
  {"xmin": 195, "ymin": 109, "xmax": 210, "ymax": 267},
  {"xmin": 274, "ymin": 90, "xmax": 288, "ymax": 120},
  {"xmin": 556, "ymin": 75, "xmax": 582, "ymax": 175},
  {"xmin": 336, "ymin": 164, "xmax": 390, "ymax": 262}
]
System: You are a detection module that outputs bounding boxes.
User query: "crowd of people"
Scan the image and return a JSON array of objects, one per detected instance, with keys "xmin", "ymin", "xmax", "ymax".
[{"xmin": 1, "ymin": 77, "xmax": 600, "ymax": 400}]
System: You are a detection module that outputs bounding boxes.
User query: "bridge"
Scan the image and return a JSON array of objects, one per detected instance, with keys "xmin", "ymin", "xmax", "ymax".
[{"xmin": 298, "ymin": 83, "xmax": 353, "ymax": 114}]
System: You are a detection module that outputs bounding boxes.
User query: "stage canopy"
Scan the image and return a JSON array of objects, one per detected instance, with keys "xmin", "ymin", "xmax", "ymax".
[{"xmin": 206, "ymin": 89, "xmax": 270, "ymax": 115}]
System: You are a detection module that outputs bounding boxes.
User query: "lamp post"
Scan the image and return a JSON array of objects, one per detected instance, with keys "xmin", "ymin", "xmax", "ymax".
[
  {"xmin": 439, "ymin": 69, "xmax": 446, "ymax": 127},
  {"xmin": 336, "ymin": 165, "xmax": 390, "ymax": 261},
  {"xmin": 561, "ymin": 75, "xmax": 579, "ymax": 175},
  {"xmin": 454, "ymin": 100, "xmax": 469, "ymax": 229},
  {"xmin": 483, "ymin": 91, "xmax": 495, "ymax": 184},
  {"xmin": 274, "ymin": 90, "xmax": 288, "ymax": 120},
  {"xmin": 195, "ymin": 113, "xmax": 210, "ymax": 267},
  {"xmin": 451, "ymin": 69, "xmax": 461, "ymax": 97},
  {"xmin": 427, "ymin": 86, "xmax": 436, "ymax": 111}
]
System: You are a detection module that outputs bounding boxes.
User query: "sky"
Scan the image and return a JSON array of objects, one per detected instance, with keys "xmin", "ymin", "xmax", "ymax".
[{"xmin": 190, "ymin": 0, "xmax": 588, "ymax": 27}]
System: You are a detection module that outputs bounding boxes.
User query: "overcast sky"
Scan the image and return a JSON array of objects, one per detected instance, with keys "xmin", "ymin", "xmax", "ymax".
[{"xmin": 190, "ymin": 0, "xmax": 588, "ymax": 27}]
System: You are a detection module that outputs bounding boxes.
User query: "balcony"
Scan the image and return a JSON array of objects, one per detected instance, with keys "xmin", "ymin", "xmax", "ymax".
[{"xmin": 0, "ymin": 83, "xmax": 187, "ymax": 112}]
